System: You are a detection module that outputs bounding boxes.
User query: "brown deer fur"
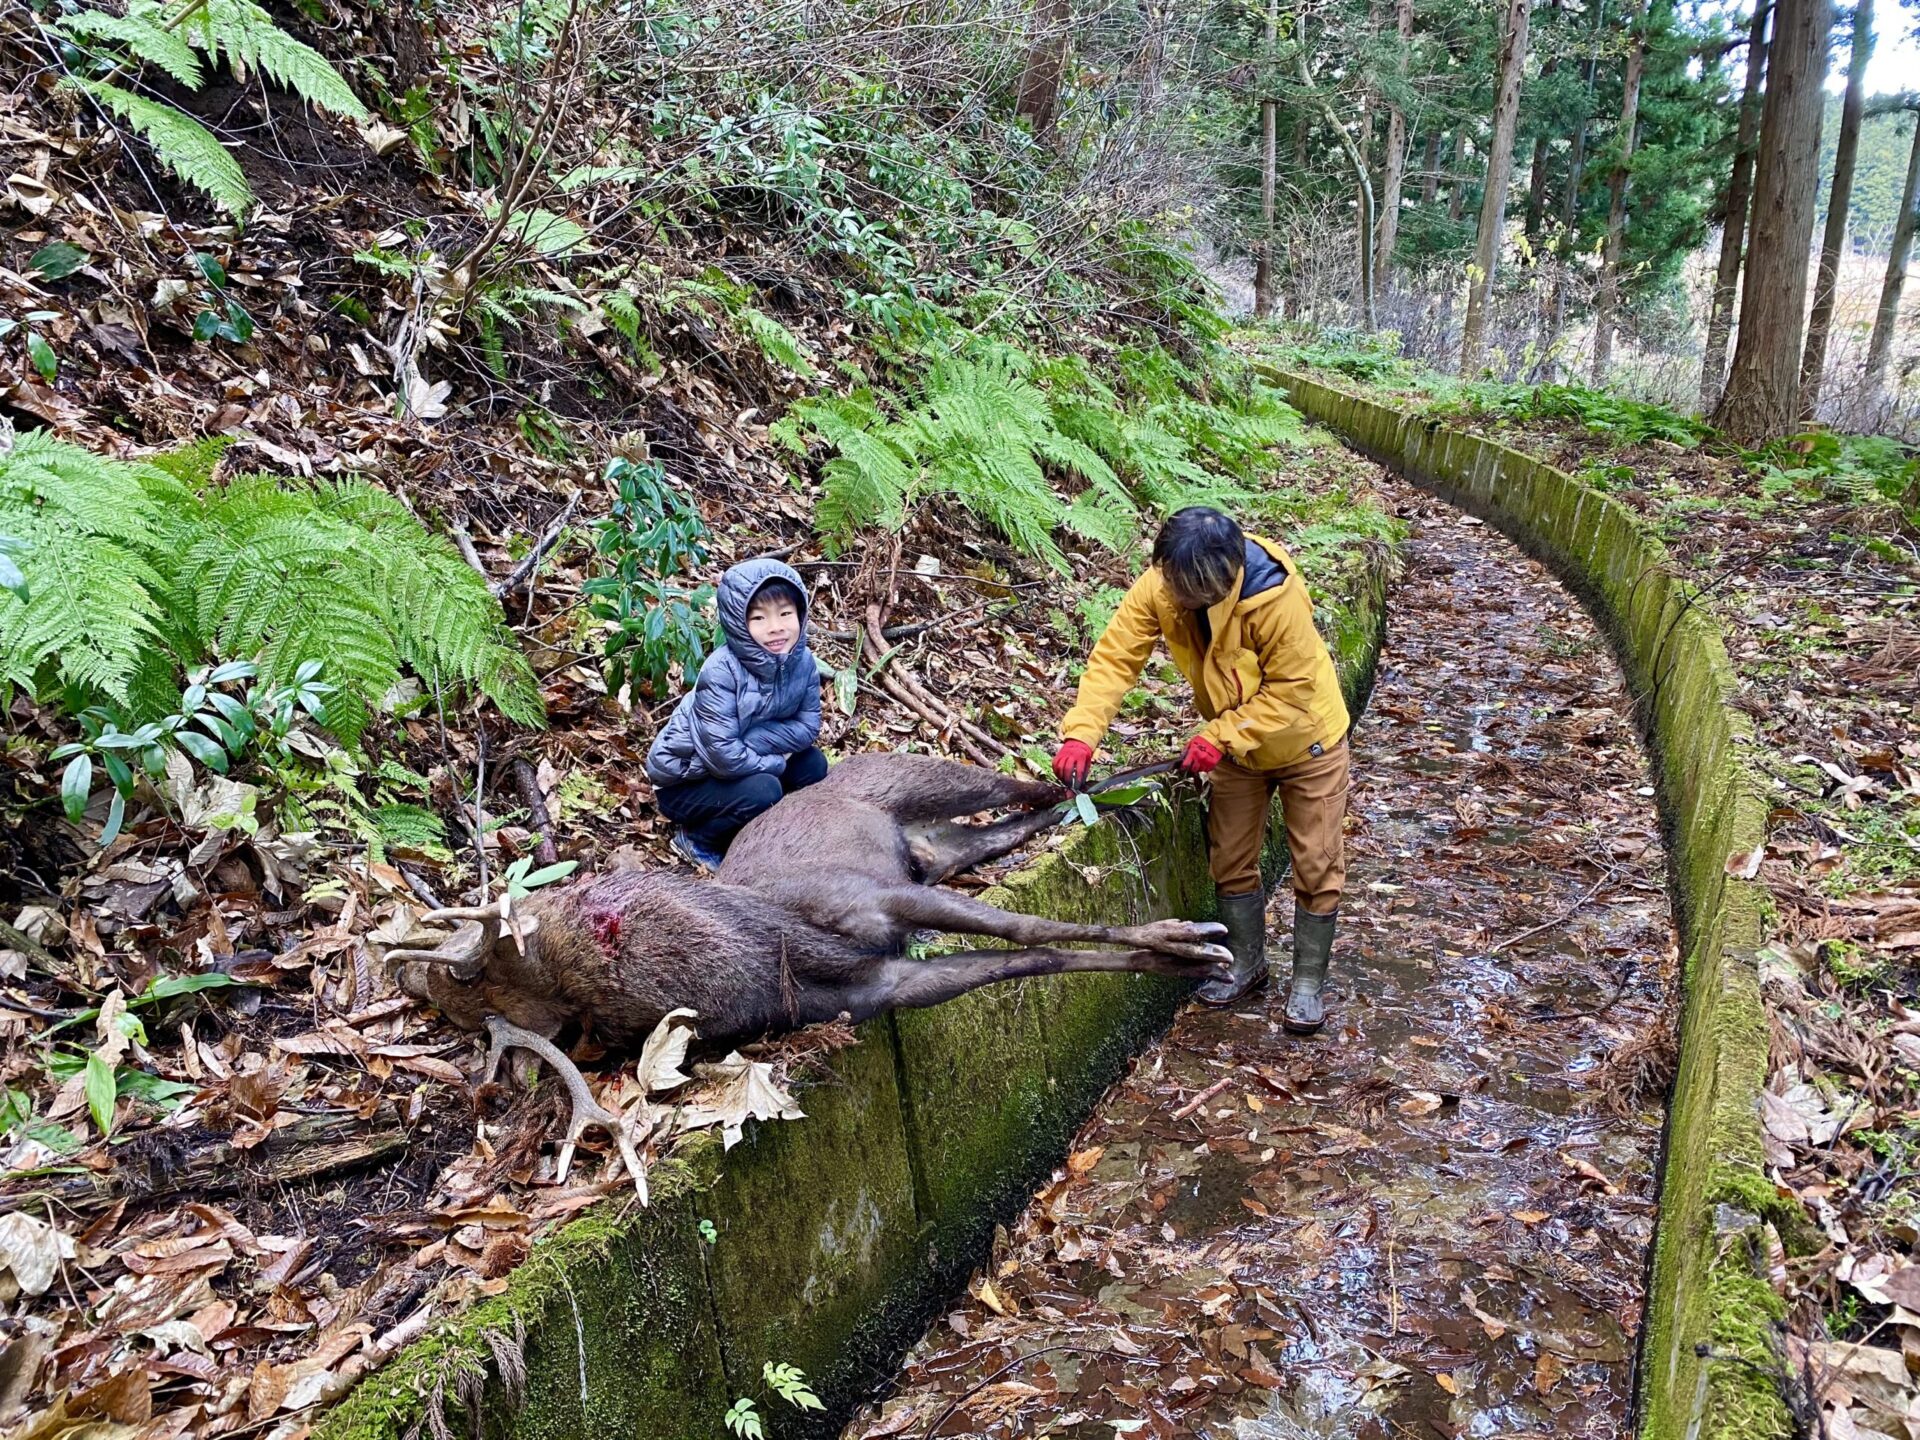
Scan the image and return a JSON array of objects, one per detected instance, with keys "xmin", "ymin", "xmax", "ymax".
[{"xmin": 388, "ymin": 752, "xmax": 1229, "ymax": 1049}]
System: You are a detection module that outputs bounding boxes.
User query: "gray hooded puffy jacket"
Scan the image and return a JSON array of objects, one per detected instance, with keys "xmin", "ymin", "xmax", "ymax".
[{"xmin": 645, "ymin": 557, "xmax": 822, "ymax": 788}]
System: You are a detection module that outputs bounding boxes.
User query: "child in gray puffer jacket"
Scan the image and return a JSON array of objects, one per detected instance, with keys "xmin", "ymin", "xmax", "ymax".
[{"xmin": 646, "ymin": 557, "xmax": 826, "ymax": 869}]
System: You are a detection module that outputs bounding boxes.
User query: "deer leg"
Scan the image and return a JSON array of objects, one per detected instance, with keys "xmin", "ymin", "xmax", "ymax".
[
  {"xmin": 868, "ymin": 886, "xmax": 1229, "ymax": 961},
  {"xmin": 839, "ymin": 942, "xmax": 1232, "ymax": 1019},
  {"xmin": 481, "ymin": 1016, "xmax": 648, "ymax": 1204},
  {"xmin": 907, "ymin": 804, "xmax": 1072, "ymax": 883},
  {"xmin": 826, "ymin": 753, "xmax": 1066, "ymax": 823}
]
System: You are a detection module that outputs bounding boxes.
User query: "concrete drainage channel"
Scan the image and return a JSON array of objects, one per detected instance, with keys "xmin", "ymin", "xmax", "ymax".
[
  {"xmin": 1263, "ymin": 367, "xmax": 1789, "ymax": 1440},
  {"xmin": 320, "ymin": 373, "xmax": 1782, "ymax": 1440},
  {"xmin": 317, "ymin": 586, "xmax": 1388, "ymax": 1440}
]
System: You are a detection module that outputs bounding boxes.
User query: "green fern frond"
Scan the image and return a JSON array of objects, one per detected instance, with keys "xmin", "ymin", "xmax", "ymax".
[
  {"xmin": 739, "ymin": 308, "xmax": 816, "ymax": 378},
  {"xmin": 55, "ymin": 9, "xmax": 204, "ymax": 87},
  {"xmin": 0, "ymin": 516, "xmax": 165, "ymax": 701},
  {"xmin": 0, "ymin": 435, "xmax": 538, "ymax": 738},
  {"xmin": 370, "ymin": 802, "xmax": 447, "ymax": 849},
  {"xmin": 188, "ymin": 0, "xmax": 368, "ymax": 120},
  {"xmin": 67, "ymin": 78, "xmax": 253, "ymax": 217},
  {"xmin": 816, "ymin": 436, "xmax": 916, "ymax": 545},
  {"xmin": 600, "ymin": 289, "xmax": 643, "ymax": 345},
  {"xmin": 1062, "ymin": 489, "xmax": 1138, "ymax": 553}
]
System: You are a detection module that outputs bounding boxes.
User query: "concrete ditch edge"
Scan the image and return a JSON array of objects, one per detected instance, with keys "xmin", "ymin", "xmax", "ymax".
[
  {"xmin": 315, "ymin": 562, "xmax": 1388, "ymax": 1440},
  {"xmin": 1262, "ymin": 366, "xmax": 1789, "ymax": 1440}
]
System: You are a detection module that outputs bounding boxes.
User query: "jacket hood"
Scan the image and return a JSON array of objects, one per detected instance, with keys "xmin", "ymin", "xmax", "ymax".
[
  {"xmin": 1239, "ymin": 536, "xmax": 1288, "ymax": 601},
  {"xmin": 716, "ymin": 557, "xmax": 811, "ymax": 679}
]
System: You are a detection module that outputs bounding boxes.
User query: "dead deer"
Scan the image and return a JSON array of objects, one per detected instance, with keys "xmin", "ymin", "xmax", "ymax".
[{"xmin": 381, "ymin": 753, "xmax": 1226, "ymax": 1194}]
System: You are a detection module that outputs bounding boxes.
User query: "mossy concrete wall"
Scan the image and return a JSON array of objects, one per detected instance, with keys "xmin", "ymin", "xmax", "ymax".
[
  {"xmin": 1263, "ymin": 368, "xmax": 1787, "ymax": 1440},
  {"xmin": 318, "ymin": 576, "xmax": 1386, "ymax": 1440}
]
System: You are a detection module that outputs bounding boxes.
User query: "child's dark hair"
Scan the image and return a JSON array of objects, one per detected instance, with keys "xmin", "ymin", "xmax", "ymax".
[
  {"xmin": 1152, "ymin": 507, "xmax": 1244, "ymax": 602},
  {"xmin": 749, "ymin": 578, "xmax": 804, "ymax": 613}
]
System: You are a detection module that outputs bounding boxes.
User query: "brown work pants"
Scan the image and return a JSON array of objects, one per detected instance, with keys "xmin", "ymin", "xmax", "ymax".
[{"xmin": 1206, "ymin": 741, "xmax": 1350, "ymax": 913}]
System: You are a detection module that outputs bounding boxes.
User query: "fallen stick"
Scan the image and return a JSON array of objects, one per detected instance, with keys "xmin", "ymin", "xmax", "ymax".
[
  {"xmin": 511, "ymin": 757, "xmax": 561, "ymax": 866},
  {"xmin": 1171, "ymin": 1074, "xmax": 1236, "ymax": 1121},
  {"xmin": 491, "ymin": 493, "xmax": 580, "ymax": 599},
  {"xmin": 1487, "ymin": 868, "xmax": 1616, "ymax": 955}
]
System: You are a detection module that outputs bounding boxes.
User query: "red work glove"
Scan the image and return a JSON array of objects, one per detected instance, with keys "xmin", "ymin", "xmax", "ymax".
[
  {"xmin": 1052, "ymin": 739, "xmax": 1093, "ymax": 789},
  {"xmin": 1179, "ymin": 735, "xmax": 1223, "ymax": 777}
]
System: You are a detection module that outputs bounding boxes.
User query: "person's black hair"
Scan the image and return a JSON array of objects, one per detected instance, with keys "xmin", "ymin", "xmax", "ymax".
[
  {"xmin": 749, "ymin": 578, "xmax": 804, "ymax": 614},
  {"xmin": 1152, "ymin": 507, "xmax": 1244, "ymax": 604}
]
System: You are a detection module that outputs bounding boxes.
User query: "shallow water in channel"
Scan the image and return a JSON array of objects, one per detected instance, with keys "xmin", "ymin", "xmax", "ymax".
[{"xmin": 844, "ymin": 485, "xmax": 1676, "ymax": 1440}]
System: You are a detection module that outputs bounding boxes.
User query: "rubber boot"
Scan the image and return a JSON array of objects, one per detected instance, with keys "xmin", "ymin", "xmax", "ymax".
[
  {"xmin": 1283, "ymin": 902, "xmax": 1336, "ymax": 1035},
  {"xmin": 1196, "ymin": 890, "xmax": 1269, "ymax": 1007}
]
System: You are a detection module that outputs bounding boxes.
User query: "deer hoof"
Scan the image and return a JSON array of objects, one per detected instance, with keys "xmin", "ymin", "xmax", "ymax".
[{"xmin": 1135, "ymin": 918, "xmax": 1230, "ymax": 956}]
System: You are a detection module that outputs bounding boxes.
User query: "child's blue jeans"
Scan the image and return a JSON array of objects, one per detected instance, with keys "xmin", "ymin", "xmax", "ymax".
[{"xmin": 654, "ymin": 747, "xmax": 829, "ymax": 852}]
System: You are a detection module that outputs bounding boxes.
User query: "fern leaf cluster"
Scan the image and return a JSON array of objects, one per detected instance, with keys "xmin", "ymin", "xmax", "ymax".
[
  {"xmin": 783, "ymin": 341, "xmax": 1305, "ymax": 570},
  {"xmin": 51, "ymin": 0, "xmax": 367, "ymax": 217},
  {"xmin": 0, "ymin": 434, "xmax": 541, "ymax": 744},
  {"xmin": 70, "ymin": 78, "xmax": 253, "ymax": 219}
]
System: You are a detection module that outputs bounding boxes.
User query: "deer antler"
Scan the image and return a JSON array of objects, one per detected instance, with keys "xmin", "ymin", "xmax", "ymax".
[
  {"xmin": 482, "ymin": 1015, "xmax": 649, "ymax": 1205},
  {"xmin": 380, "ymin": 902, "xmax": 541, "ymax": 982},
  {"xmin": 382, "ymin": 919, "xmax": 494, "ymax": 980}
]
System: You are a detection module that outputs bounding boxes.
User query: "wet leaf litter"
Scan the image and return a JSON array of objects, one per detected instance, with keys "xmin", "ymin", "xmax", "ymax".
[{"xmin": 848, "ymin": 481, "xmax": 1678, "ymax": 1440}]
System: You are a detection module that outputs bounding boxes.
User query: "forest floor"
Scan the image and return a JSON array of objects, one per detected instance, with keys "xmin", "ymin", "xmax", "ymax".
[
  {"xmin": 1279, "ymin": 342, "xmax": 1920, "ymax": 1439},
  {"xmin": 845, "ymin": 475, "xmax": 1677, "ymax": 1440}
]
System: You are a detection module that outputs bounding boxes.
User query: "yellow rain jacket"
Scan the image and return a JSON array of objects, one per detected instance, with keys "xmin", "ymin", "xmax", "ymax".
[{"xmin": 1060, "ymin": 535, "xmax": 1348, "ymax": 772}]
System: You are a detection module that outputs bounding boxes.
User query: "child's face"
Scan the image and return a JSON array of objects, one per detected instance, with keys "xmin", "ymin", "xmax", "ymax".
[{"xmin": 746, "ymin": 594, "xmax": 801, "ymax": 654}]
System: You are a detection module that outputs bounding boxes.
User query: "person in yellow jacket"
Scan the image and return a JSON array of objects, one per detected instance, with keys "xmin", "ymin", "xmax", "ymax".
[{"xmin": 1051, "ymin": 506, "xmax": 1349, "ymax": 1029}]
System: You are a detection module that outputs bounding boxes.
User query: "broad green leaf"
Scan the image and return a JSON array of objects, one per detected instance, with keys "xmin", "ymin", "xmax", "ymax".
[
  {"xmin": 497, "ymin": 207, "xmax": 587, "ymax": 257},
  {"xmin": 85, "ymin": 1052, "xmax": 118, "ymax": 1137},
  {"xmin": 60, "ymin": 754, "xmax": 92, "ymax": 822},
  {"xmin": 100, "ymin": 790, "xmax": 127, "ymax": 846},
  {"xmin": 1073, "ymin": 792, "xmax": 1099, "ymax": 827},
  {"xmin": 26, "ymin": 332, "xmax": 56, "ymax": 382},
  {"xmin": 140, "ymin": 973, "xmax": 239, "ymax": 1003},
  {"xmin": 0, "ymin": 551, "xmax": 29, "ymax": 601},
  {"xmin": 174, "ymin": 730, "xmax": 229, "ymax": 770},
  {"xmin": 28, "ymin": 242, "xmax": 89, "ymax": 280}
]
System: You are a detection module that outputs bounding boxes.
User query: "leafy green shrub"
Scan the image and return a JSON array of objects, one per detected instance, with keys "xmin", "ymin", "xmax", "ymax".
[
  {"xmin": 51, "ymin": 0, "xmax": 367, "ymax": 216},
  {"xmin": 1751, "ymin": 432, "xmax": 1920, "ymax": 529},
  {"xmin": 0, "ymin": 430, "xmax": 541, "ymax": 742},
  {"xmin": 53, "ymin": 658, "xmax": 329, "ymax": 844},
  {"xmin": 776, "ymin": 351, "xmax": 1137, "ymax": 572},
  {"xmin": 1461, "ymin": 382, "xmax": 1711, "ymax": 447},
  {"xmin": 778, "ymin": 342, "xmax": 1306, "ymax": 569},
  {"xmin": 1278, "ymin": 334, "xmax": 1412, "ymax": 384},
  {"xmin": 584, "ymin": 457, "xmax": 715, "ymax": 701}
]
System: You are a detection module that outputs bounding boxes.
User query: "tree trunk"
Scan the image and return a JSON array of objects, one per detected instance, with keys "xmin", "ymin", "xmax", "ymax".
[
  {"xmin": 1015, "ymin": 0, "xmax": 1073, "ymax": 142},
  {"xmin": 1864, "ymin": 111, "xmax": 1920, "ymax": 398},
  {"xmin": 1420, "ymin": 131, "xmax": 1442, "ymax": 203},
  {"xmin": 1591, "ymin": 0, "xmax": 1646, "ymax": 385},
  {"xmin": 1538, "ymin": 0, "xmax": 1608, "ymax": 381},
  {"xmin": 1798, "ymin": 0, "xmax": 1874, "ymax": 419},
  {"xmin": 1699, "ymin": 2, "xmax": 1771, "ymax": 412},
  {"xmin": 1524, "ymin": 135, "xmax": 1552, "ymax": 243},
  {"xmin": 1254, "ymin": 0, "xmax": 1279, "ymax": 318},
  {"xmin": 1713, "ymin": 0, "xmax": 1834, "ymax": 443},
  {"xmin": 1136, "ymin": 0, "xmax": 1167, "ymax": 113},
  {"xmin": 1523, "ymin": 0, "xmax": 1566, "ymax": 244},
  {"xmin": 1447, "ymin": 129, "xmax": 1469, "ymax": 221},
  {"xmin": 1295, "ymin": 18, "xmax": 1377, "ymax": 328},
  {"xmin": 1460, "ymin": 0, "xmax": 1531, "ymax": 375},
  {"xmin": 1373, "ymin": 0, "xmax": 1415, "ymax": 289}
]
